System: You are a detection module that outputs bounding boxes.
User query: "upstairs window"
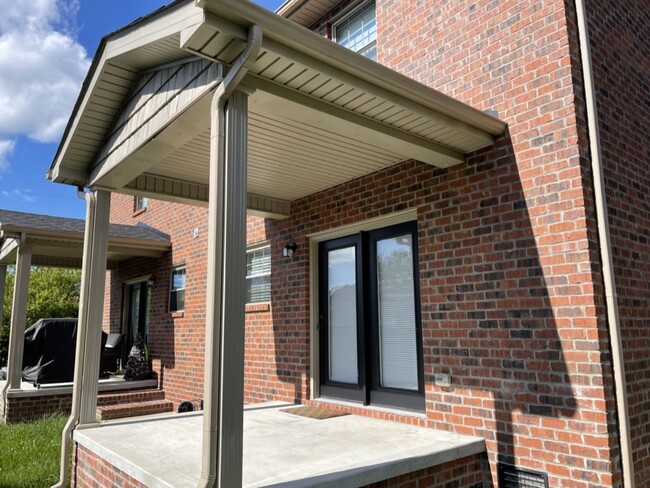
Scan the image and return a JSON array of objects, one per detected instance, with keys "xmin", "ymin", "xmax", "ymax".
[
  {"xmin": 333, "ymin": 2, "xmax": 377, "ymax": 61},
  {"xmin": 169, "ymin": 266, "xmax": 186, "ymax": 312},
  {"xmin": 134, "ymin": 196, "xmax": 149, "ymax": 212},
  {"xmin": 246, "ymin": 244, "xmax": 271, "ymax": 303}
]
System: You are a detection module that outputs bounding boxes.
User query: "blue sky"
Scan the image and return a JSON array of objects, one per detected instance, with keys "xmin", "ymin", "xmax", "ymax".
[{"xmin": 0, "ymin": 0, "xmax": 284, "ymax": 220}]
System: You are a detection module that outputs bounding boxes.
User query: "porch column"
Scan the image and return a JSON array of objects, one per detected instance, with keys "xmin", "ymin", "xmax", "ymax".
[
  {"xmin": 0, "ymin": 265, "xmax": 6, "ymax": 341},
  {"xmin": 78, "ymin": 190, "xmax": 111, "ymax": 425},
  {"xmin": 6, "ymin": 243, "xmax": 32, "ymax": 389},
  {"xmin": 201, "ymin": 89, "xmax": 249, "ymax": 487}
]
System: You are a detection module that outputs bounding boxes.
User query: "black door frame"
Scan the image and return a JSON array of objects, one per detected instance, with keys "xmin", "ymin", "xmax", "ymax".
[{"xmin": 318, "ymin": 221, "xmax": 425, "ymax": 411}]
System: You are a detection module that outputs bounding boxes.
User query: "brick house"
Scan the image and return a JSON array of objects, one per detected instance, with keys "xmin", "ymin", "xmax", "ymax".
[{"xmin": 43, "ymin": 0, "xmax": 648, "ymax": 486}]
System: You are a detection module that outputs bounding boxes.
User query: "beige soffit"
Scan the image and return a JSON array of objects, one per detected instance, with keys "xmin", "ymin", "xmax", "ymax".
[
  {"xmin": 49, "ymin": 0, "xmax": 505, "ymax": 215},
  {"xmin": 276, "ymin": 0, "xmax": 343, "ymax": 28}
]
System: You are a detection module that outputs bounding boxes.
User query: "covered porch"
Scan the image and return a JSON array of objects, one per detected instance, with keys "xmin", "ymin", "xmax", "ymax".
[
  {"xmin": 0, "ymin": 209, "xmax": 169, "ymax": 422},
  {"xmin": 48, "ymin": 0, "xmax": 505, "ymax": 486}
]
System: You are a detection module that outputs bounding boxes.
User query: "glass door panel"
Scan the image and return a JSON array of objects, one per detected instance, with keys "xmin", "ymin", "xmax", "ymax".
[
  {"xmin": 376, "ymin": 234, "xmax": 418, "ymax": 390},
  {"xmin": 327, "ymin": 246, "xmax": 358, "ymax": 384}
]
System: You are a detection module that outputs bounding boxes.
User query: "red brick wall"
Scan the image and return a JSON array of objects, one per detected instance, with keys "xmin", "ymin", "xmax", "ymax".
[
  {"xmin": 96, "ymin": 1, "xmax": 634, "ymax": 486},
  {"xmin": 270, "ymin": 1, "xmax": 617, "ymax": 486},
  {"xmin": 2, "ymin": 394, "xmax": 72, "ymax": 423},
  {"xmin": 73, "ymin": 442, "xmax": 484, "ymax": 488},
  {"xmin": 105, "ymin": 195, "xmax": 271, "ymax": 408},
  {"xmin": 106, "ymin": 196, "xmax": 209, "ymax": 407},
  {"xmin": 585, "ymin": 0, "xmax": 650, "ymax": 486},
  {"xmin": 74, "ymin": 444, "xmax": 147, "ymax": 488}
]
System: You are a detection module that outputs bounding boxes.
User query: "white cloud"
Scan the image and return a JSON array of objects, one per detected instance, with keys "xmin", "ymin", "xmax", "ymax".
[
  {"xmin": 0, "ymin": 139, "xmax": 15, "ymax": 172},
  {"xmin": 0, "ymin": 0, "xmax": 90, "ymax": 144},
  {"xmin": 1, "ymin": 188, "xmax": 35, "ymax": 203}
]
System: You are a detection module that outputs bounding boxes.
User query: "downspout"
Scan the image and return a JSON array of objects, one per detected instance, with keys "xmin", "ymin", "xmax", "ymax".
[
  {"xmin": 198, "ymin": 24, "xmax": 262, "ymax": 488},
  {"xmin": 574, "ymin": 1, "xmax": 634, "ymax": 486},
  {"xmin": 53, "ymin": 188, "xmax": 95, "ymax": 488}
]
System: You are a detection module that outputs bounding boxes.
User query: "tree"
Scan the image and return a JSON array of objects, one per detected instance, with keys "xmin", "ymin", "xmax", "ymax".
[{"xmin": 0, "ymin": 267, "xmax": 81, "ymax": 366}]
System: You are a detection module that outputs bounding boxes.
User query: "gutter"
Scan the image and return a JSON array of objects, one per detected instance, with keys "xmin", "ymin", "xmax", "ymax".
[
  {"xmin": 198, "ymin": 24, "xmax": 262, "ymax": 488},
  {"xmin": 574, "ymin": 1, "xmax": 634, "ymax": 486},
  {"xmin": 200, "ymin": 0, "xmax": 506, "ymax": 135},
  {"xmin": 53, "ymin": 189, "xmax": 95, "ymax": 488}
]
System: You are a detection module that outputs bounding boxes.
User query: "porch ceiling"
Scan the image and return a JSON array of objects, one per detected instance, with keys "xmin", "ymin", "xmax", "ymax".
[
  {"xmin": 48, "ymin": 0, "xmax": 506, "ymax": 218},
  {"xmin": 0, "ymin": 209, "xmax": 170, "ymax": 269}
]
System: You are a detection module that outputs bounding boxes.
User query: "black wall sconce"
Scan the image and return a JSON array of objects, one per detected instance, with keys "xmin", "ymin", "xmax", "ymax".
[
  {"xmin": 147, "ymin": 277, "xmax": 156, "ymax": 287},
  {"xmin": 283, "ymin": 242, "xmax": 297, "ymax": 258}
]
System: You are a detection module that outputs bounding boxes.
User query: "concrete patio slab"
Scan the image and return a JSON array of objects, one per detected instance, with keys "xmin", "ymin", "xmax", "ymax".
[{"xmin": 74, "ymin": 401, "xmax": 486, "ymax": 488}]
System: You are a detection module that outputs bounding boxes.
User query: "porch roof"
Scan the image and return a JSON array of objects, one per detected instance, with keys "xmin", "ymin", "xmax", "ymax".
[
  {"xmin": 48, "ymin": 0, "xmax": 505, "ymax": 219},
  {"xmin": 0, "ymin": 209, "xmax": 170, "ymax": 269}
]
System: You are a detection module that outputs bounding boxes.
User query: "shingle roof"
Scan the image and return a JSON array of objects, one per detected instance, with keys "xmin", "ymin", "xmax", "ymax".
[{"xmin": 0, "ymin": 209, "xmax": 169, "ymax": 243}]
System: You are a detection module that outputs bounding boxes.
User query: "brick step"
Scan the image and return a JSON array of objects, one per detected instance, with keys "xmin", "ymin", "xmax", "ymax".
[
  {"xmin": 96, "ymin": 399, "xmax": 174, "ymax": 421},
  {"xmin": 97, "ymin": 388, "xmax": 165, "ymax": 407}
]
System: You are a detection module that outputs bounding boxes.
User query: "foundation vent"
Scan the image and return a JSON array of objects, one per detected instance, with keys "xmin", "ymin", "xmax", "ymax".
[{"xmin": 497, "ymin": 463, "xmax": 548, "ymax": 488}]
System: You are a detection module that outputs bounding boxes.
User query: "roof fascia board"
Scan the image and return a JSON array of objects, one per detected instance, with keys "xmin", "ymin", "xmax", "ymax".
[
  {"xmin": 49, "ymin": 1, "xmax": 199, "ymax": 185},
  {"xmin": 49, "ymin": 46, "xmax": 110, "ymax": 184},
  {"xmin": 105, "ymin": 2, "xmax": 203, "ymax": 60},
  {"xmin": 196, "ymin": 0, "xmax": 506, "ymax": 136}
]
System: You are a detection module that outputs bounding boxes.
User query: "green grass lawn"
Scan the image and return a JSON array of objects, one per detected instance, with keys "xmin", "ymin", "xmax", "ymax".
[{"xmin": 0, "ymin": 414, "xmax": 67, "ymax": 488}]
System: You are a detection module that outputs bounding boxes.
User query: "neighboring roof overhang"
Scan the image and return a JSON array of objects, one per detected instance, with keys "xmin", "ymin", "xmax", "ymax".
[
  {"xmin": 276, "ymin": 0, "xmax": 341, "ymax": 28},
  {"xmin": 49, "ymin": 0, "xmax": 506, "ymax": 219},
  {"xmin": 0, "ymin": 210, "xmax": 170, "ymax": 269}
]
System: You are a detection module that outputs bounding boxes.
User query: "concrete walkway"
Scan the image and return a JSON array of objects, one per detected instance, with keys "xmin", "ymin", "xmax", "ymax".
[{"xmin": 74, "ymin": 402, "xmax": 485, "ymax": 488}]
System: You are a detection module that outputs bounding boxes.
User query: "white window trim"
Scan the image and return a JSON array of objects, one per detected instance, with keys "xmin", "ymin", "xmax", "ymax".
[
  {"xmin": 169, "ymin": 265, "xmax": 186, "ymax": 312},
  {"xmin": 307, "ymin": 208, "xmax": 417, "ymax": 400},
  {"xmin": 246, "ymin": 243, "xmax": 271, "ymax": 304}
]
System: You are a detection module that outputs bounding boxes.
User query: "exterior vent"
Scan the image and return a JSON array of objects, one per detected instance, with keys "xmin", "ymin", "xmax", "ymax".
[{"xmin": 497, "ymin": 463, "xmax": 549, "ymax": 488}]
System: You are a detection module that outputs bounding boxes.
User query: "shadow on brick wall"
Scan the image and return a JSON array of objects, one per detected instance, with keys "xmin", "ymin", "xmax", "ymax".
[{"xmin": 266, "ymin": 129, "xmax": 579, "ymax": 483}]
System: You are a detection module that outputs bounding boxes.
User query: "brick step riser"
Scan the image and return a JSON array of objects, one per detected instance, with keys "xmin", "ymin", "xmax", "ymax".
[
  {"xmin": 96, "ymin": 400, "xmax": 174, "ymax": 421},
  {"xmin": 97, "ymin": 389, "xmax": 165, "ymax": 406}
]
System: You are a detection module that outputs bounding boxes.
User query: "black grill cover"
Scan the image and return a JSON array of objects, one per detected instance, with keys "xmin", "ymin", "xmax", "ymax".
[{"xmin": 21, "ymin": 319, "xmax": 107, "ymax": 385}]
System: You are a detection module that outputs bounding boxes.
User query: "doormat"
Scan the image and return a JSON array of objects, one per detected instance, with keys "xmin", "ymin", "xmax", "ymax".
[{"xmin": 280, "ymin": 406, "xmax": 350, "ymax": 420}]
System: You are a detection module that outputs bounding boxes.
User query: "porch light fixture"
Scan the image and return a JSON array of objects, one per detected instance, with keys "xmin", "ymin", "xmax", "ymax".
[
  {"xmin": 283, "ymin": 242, "xmax": 297, "ymax": 258},
  {"xmin": 147, "ymin": 277, "xmax": 156, "ymax": 287}
]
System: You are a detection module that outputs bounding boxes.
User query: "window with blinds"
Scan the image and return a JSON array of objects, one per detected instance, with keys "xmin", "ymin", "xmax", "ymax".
[
  {"xmin": 333, "ymin": 2, "xmax": 377, "ymax": 61},
  {"xmin": 246, "ymin": 245, "xmax": 271, "ymax": 303}
]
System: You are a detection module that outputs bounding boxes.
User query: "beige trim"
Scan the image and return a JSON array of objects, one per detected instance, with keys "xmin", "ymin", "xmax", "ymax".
[
  {"xmin": 124, "ymin": 275, "xmax": 153, "ymax": 286},
  {"xmin": 307, "ymin": 208, "xmax": 417, "ymax": 399}
]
